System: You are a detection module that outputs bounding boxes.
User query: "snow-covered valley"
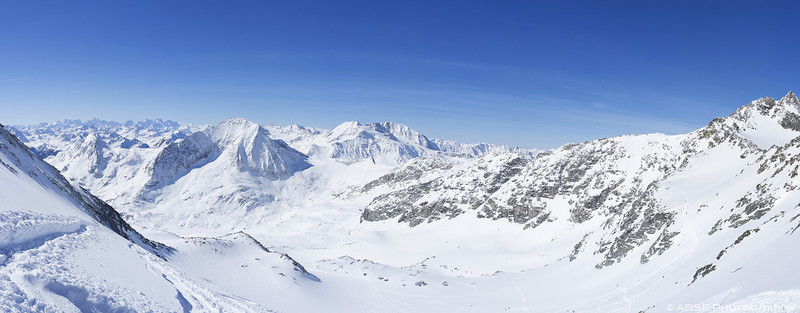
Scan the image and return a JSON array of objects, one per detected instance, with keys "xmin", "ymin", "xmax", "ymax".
[{"xmin": 3, "ymin": 92, "xmax": 800, "ymax": 312}]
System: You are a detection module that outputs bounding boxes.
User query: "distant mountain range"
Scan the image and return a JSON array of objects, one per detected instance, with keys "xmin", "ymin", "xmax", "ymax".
[{"xmin": 2, "ymin": 92, "xmax": 800, "ymax": 311}]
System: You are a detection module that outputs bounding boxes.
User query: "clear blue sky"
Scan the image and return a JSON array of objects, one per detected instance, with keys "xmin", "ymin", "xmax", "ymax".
[{"xmin": 1, "ymin": 1, "xmax": 798, "ymax": 148}]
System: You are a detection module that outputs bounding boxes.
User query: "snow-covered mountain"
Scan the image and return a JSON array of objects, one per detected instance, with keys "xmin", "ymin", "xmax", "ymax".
[
  {"xmin": 0, "ymin": 122, "xmax": 341, "ymax": 312},
  {"xmin": 147, "ymin": 118, "xmax": 310, "ymax": 187},
  {"xmin": 263, "ymin": 120, "xmax": 522, "ymax": 164},
  {"xmin": 13, "ymin": 118, "xmax": 513, "ymax": 231},
  {"xmin": 6, "ymin": 92, "xmax": 800, "ymax": 312},
  {"xmin": 0, "ymin": 122, "xmax": 164, "ymax": 255}
]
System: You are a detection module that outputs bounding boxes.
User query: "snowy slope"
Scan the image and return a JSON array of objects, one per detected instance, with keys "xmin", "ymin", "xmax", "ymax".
[
  {"xmin": 0, "ymin": 123, "xmax": 330, "ymax": 312},
  {"xmin": 0, "ymin": 122, "xmax": 254, "ymax": 311},
  {"xmin": 0, "ymin": 123, "xmax": 164, "ymax": 254}
]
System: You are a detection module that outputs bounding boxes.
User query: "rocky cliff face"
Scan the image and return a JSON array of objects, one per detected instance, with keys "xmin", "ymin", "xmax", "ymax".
[
  {"xmin": 146, "ymin": 132, "xmax": 219, "ymax": 187},
  {"xmin": 360, "ymin": 91, "xmax": 800, "ymax": 268}
]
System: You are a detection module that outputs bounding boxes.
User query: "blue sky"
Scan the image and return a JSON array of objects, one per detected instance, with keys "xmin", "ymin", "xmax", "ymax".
[{"xmin": 1, "ymin": 1, "xmax": 799, "ymax": 148}]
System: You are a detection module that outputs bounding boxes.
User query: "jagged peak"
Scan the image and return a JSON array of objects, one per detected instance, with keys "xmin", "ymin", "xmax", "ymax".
[
  {"xmin": 287, "ymin": 123, "xmax": 306, "ymax": 131},
  {"xmin": 328, "ymin": 121, "xmax": 365, "ymax": 139},
  {"xmin": 741, "ymin": 91, "xmax": 799, "ymax": 112},
  {"xmin": 208, "ymin": 118, "xmax": 267, "ymax": 142},
  {"xmin": 210, "ymin": 117, "xmax": 267, "ymax": 132},
  {"xmin": 199, "ymin": 119, "xmax": 313, "ymax": 156},
  {"xmin": 702, "ymin": 92, "xmax": 800, "ymax": 150},
  {"xmin": 332, "ymin": 120, "xmax": 362, "ymax": 130},
  {"xmin": 366, "ymin": 121, "xmax": 410, "ymax": 130},
  {"xmin": 81, "ymin": 132, "xmax": 105, "ymax": 145},
  {"xmin": 338, "ymin": 120, "xmax": 361, "ymax": 127},
  {"xmin": 330, "ymin": 121, "xmax": 426, "ymax": 140},
  {"xmin": 725, "ymin": 92, "xmax": 800, "ymax": 121},
  {"xmin": 219, "ymin": 117, "xmax": 259, "ymax": 127},
  {"xmin": 779, "ymin": 90, "xmax": 799, "ymax": 107},
  {"xmin": 367, "ymin": 122, "xmax": 437, "ymax": 149},
  {"xmin": 363, "ymin": 121, "xmax": 418, "ymax": 134}
]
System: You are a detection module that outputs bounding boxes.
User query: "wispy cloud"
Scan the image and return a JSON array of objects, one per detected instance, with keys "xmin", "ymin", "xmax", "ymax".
[
  {"xmin": 551, "ymin": 107, "xmax": 701, "ymax": 134},
  {"xmin": 1, "ymin": 77, "xmax": 29, "ymax": 83},
  {"xmin": 264, "ymin": 79, "xmax": 710, "ymax": 134},
  {"xmin": 352, "ymin": 83, "xmax": 706, "ymax": 135}
]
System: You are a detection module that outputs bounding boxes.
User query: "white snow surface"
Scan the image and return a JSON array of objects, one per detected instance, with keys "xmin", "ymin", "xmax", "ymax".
[{"xmin": 4, "ymin": 92, "xmax": 800, "ymax": 312}]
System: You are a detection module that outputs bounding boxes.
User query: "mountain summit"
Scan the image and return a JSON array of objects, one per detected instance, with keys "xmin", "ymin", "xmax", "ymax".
[
  {"xmin": 700, "ymin": 90, "xmax": 800, "ymax": 150},
  {"xmin": 205, "ymin": 118, "xmax": 310, "ymax": 179}
]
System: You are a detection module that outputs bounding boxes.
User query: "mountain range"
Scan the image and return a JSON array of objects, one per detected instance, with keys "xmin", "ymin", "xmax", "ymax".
[{"xmin": 2, "ymin": 92, "xmax": 800, "ymax": 312}]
